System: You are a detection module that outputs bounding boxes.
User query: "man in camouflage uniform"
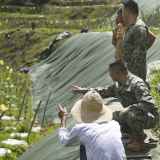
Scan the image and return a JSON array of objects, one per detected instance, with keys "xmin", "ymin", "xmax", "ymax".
[
  {"xmin": 72, "ymin": 59, "xmax": 159, "ymax": 152},
  {"xmin": 121, "ymin": 0, "xmax": 148, "ymax": 81}
]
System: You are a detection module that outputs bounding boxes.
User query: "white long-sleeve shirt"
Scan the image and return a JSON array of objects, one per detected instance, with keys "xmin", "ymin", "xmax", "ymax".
[{"xmin": 59, "ymin": 120, "xmax": 126, "ymax": 160}]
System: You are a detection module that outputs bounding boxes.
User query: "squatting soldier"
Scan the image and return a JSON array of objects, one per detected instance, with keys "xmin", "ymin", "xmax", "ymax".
[
  {"xmin": 72, "ymin": 58, "xmax": 160, "ymax": 152},
  {"xmin": 121, "ymin": 0, "xmax": 149, "ymax": 81}
]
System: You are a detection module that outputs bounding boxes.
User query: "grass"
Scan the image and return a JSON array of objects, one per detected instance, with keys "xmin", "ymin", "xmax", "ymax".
[
  {"xmin": 0, "ymin": 4, "xmax": 121, "ymax": 30},
  {"xmin": 0, "ymin": 5, "xmax": 120, "ymax": 19},
  {"xmin": 0, "ymin": 28, "xmax": 76, "ymax": 68},
  {"xmin": 148, "ymin": 70, "xmax": 160, "ymax": 138},
  {"xmin": 148, "ymin": 26, "xmax": 160, "ymax": 35},
  {"xmin": 0, "ymin": 61, "xmax": 60, "ymax": 159},
  {"xmin": 0, "ymin": 0, "xmax": 124, "ymax": 6}
]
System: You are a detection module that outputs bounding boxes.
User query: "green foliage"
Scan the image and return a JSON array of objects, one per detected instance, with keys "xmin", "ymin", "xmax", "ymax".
[
  {"xmin": 141, "ymin": 10, "xmax": 160, "ymax": 28},
  {"xmin": 0, "ymin": 61, "xmax": 60, "ymax": 159},
  {"xmin": 12, "ymin": 145, "xmax": 27, "ymax": 154},
  {"xmin": 3, "ymin": 151, "xmax": 15, "ymax": 160},
  {"xmin": 0, "ymin": 4, "xmax": 120, "ymax": 30},
  {"xmin": 0, "ymin": 0, "xmax": 123, "ymax": 6},
  {"xmin": 148, "ymin": 26, "xmax": 160, "ymax": 35},
  {"xmin": 5, "ymin": 110, "xmax": 14, "ymax": 116},
  {"xmin": 12, "ymin": 134, "xmax": 21, "ymax": 140},
  {"xmin": 0, "ymin": 28, "xmax": 79, "ymax": 68},
  {"xmin": 149, "ymin": 70, "xmax": 160, "ymax": 138},
  {"xmin": 17, "ymin": 124, "xmax": 29, "ymax": 133},
  {"xmin": 0, "ymin": 0, "xmax": 25, "ymax": 5},
  {"xmin": 0, "ymin": 144, "xmax": 27, "ymax": 160}
]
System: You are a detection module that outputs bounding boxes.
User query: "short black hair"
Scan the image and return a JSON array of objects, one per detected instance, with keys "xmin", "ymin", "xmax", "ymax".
[
  {"xmin": 123, "ymin": 0, "xmax": 139, "ymax": 15},
  {"xmin": 109, "ymin": 58, "xmax": 128, "ymax": 72}
]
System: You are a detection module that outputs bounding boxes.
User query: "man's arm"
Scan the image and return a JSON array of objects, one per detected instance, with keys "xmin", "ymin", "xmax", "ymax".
[
  {"xmin": 112, "ymin": 37, "xmax": 117, "ymax": 48},
  {"xmin": 72, "ymin": 83, "xmax": 117, "ymax": 98},
  {"xmin": 58, "ymin": 104, "xmax": 80, "ymax": 147},
  {"xmin": 112, "ymin": 25, "xmax": 119, "ymax": 48},
  {"xmin": 58, "ymin": 104, "xmax": 67, "ymax": 128},
  {"xmin": 147, "ymin": 30, "xmax": 156, "ymax": 49},
  {"xmin": 130, "ymin": 25, "xmax": 148, "ymax": 76},
  {"xmin": 112, "ymin": 31, "xmax": 117, "ymax": 48}
]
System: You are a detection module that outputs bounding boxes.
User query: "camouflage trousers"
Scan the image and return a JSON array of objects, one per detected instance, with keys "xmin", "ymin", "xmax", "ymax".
[{"xmin": 113, "ymin": 110, "xmax": 159, "ymax": 137}]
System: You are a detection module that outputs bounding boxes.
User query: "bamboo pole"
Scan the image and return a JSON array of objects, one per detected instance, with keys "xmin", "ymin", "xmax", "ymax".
[
  {"xmin": 27, "ymin": 100, "xmax": 42, "ymax": 145},
  {"xmin": 42, "ymin": 92, "xmax": 51, "ymax": 126},
  {"xmin": 19, "ymin": 79, "xmax": 26, "ymax": 101},
  {"xmin": 17, "ymin": 89, "xmax": 28, "ymax": 123}
]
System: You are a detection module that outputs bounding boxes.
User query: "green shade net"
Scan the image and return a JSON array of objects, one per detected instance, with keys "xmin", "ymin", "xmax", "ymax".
[
  {"xmin": 28, "ymin": 32, "xmax": 114, "ymax": 125},
  {"xmin": 17, "ymin": 32, "xmax": 160, "ymax": 160}
]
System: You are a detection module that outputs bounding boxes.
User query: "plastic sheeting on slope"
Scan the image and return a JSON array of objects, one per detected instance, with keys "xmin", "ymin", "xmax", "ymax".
[
  {"xmin": 17, "ymin": 32, "xmax": 160, "ymax": 160},
  {"xmin": 29, "ymin": 32, "xmax": 115, "ymax": 125}
]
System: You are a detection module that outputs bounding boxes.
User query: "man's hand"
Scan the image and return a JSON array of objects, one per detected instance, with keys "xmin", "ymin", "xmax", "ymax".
[
  {"xmin": 58, "ymin": 104, "xmax": 68, "ymax": 120},
  {"xmin": 72, "ymin": 85, "xmax": 84, "ymax": 94},
  {"xmin": 119, "ymin": 107, "xmax": 130, "ymax": 118}
]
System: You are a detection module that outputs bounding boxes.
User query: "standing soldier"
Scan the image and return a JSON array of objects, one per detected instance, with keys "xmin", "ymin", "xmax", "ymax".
[{"xmin": 121, "ymin": 0, "xmax": 148, "ymax": 81}]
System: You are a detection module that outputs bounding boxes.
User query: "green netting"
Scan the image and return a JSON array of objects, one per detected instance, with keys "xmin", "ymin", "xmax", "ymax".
[
  {"xmin": 17, "ymin": 31, "xmax": 160, "ymax": 160},
  {"xmin": 29, "ymin": 32, "xmax": 114, "ymax": 125}
]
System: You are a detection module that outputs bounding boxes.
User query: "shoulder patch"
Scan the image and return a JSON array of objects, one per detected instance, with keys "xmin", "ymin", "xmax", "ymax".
[{"xmin": 126, "ymin": 79, "xmax": 130, "ymax": 85}]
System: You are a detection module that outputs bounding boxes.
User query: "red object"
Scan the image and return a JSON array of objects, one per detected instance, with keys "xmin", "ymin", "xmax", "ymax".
[{"xmin": 32, "ymin": 22, "xmax": 35, "ymax": 30}]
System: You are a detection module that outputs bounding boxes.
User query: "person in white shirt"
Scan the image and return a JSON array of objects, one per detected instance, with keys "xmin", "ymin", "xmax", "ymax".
[{"xmin": 58, "ymin": 91, "xmax": 126, "ymax": 160}]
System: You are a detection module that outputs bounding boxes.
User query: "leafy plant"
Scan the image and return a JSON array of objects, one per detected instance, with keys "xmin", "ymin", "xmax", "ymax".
[
  {"xmin": 17, "ymin": 124, "xmax": 29, "ymax": 133},
  {"xmin": 3, "ymin": 151, "xmax": 15, "ymax": 160}
]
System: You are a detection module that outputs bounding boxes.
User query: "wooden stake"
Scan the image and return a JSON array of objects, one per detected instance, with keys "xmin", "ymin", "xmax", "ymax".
[
  {"xmin": 17, "ymin": 89, "xmax": 28, "ymax": 123},
  {"xmin": 42, "ymin": 92, "xmax": 51, "ymax": 126},
  {"xmin": 27, "ymin": 100, "xmax": 42, "ymax": 145}
]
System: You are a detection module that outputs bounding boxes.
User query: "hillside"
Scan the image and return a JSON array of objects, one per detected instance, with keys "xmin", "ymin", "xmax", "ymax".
[
  {"xmin": 0, "ymin": 29, "xmax": 75, "ymax": 68},
  {"xmin": 0, "ymin": 0, "xmax": 124, "ymax": 6},
  {"xmin": 0, "ymin": 2, "xmax": 122, "ymax": 69}
]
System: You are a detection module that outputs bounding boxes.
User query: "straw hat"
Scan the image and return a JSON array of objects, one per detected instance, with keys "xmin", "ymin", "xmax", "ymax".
[{"xmin": 71, "ymin": 91, "xmax": 112, "ymax": 123}]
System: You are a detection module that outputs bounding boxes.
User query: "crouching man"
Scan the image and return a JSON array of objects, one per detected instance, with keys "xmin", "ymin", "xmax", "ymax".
[
  {"xmin": 72, "ymin": 58, "xmax": 160, "ymax": 152},
  {"xmin": 58, "ymin": 91, "xmax": 126, "ymax": 160}
]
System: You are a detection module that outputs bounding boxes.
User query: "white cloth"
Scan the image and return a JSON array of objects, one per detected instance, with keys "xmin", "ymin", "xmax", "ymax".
[{"xmin": 59, "ymin": 120, "xmax": 126, "ymax": 160}]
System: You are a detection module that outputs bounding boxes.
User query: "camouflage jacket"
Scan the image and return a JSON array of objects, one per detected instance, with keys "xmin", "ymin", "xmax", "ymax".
[
  {"xmin": 121, "ymin": 17, "xmax": 148, "ymax": 81},
  {"xmin": 83, "ymin": 72, "xmax": 159, "ymax": 115}
]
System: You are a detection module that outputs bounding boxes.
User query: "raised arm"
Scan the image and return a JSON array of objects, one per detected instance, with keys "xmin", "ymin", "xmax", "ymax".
[
  {"xmin": 58, "ymin": 104, "xmax": 68, "ymax": 128},
  {"xmin": 112, "ymin": 26, "xmax": 117, "ymax": 48},
  {"xmin": 58, "ymin": 104, "xmax": 81, "ymax": 147},
  {"xmin": 72, "ymin": 83, "xmax": 117, "ymax": 98}
]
